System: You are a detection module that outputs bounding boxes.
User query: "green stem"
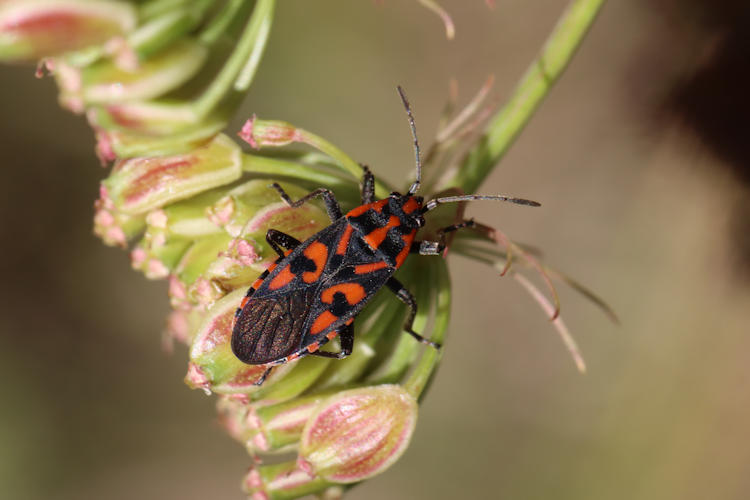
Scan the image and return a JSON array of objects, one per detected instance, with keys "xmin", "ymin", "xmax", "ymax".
[
  {"xmin": 129, "ymin": 0, "xmax": 213, "ymax": 59},
  {"xmin": 448, "ymin": 0, "xmax": 606, "ymax": 193},
  {"xmin": 198, "ymin": 0, "xmax": 248, "ymax": 46},
  {"xmin": 404, "ymin": 259, "xmax": 450, "ymax": 398},
  {"xmin": 241, "ymin": 154, "xmax": 361, "ymax": 201},
  {"xmin": 193, "ymin": 0, "xmax": 276, "ymax": 118},
  {"xmin": 138, "ymin": 0, "xmax": 192, "ymax": 21},
  {"xmin": 369, "ymin": 261, "xmax": 433, "ymax": 385},
  {"xmin": 249, "ymin": 119, "xmax": 393, "ymax": 198}
]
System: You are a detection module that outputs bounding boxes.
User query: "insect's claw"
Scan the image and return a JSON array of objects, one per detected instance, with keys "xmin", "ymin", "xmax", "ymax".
[{"xmin": 254, "ymin": 367, "xmax": 273, "ymax": 386}]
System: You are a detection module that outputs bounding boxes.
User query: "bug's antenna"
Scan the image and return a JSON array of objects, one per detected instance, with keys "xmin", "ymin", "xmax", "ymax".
[
  {"xmin": 422, "ymin": 194, "xmax": 541, "ymax": 213},
  {"xmin": 397, "ymin": 86, "xmax": 422, "ymax": 195}
]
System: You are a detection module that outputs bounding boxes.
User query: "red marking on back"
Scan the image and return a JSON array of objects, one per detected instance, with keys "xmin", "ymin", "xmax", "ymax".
[
  {"xmin": 240, "ymin": 297, "xmax": 249, "ymax": 308},
  {"xmin": 286, "ymin": 353, "xmax": 299, "ymax": 362},
  {"xmin": 251, "ymin": 277, "xmax": 264, "ymax": 289},
  {"xmin": 306, "ymin": 342, "xmax": 320, "ymax": 353},
  {"xmin": 354, "ymin": 261, "xmax": 388, "ymax": 274},
  {"xmin": 326, "ymin": 331, "xmax": 339, "ymax": 340},
  {"xmin": 345, "ymin": 199, "xmax": 387, "ymax": 218},
  {"xmin": 268, "ymin": 266, "xmax": 295, "ymax": 290},
  {"xmin": 394, "ymin": 231, "xmax": 416, "ymax": 268},
  {"xmin": 284, "ymin": 249, "xmax": 293, "ymax": 256},
  {"xmin": 402, "ymin": 197, "xmax": 420, "ymax": 214},
  {"xmin": 371, "ymin": 200, "xmax": 387, "ymax": 213},
  {"xmin": 346, "ymin": 204, "xmax": 369, "ymax": 218},
  {"xmin": 303, "ymin": 241, "xmax": 328, "ymax": 283},
  {"xmin": 363, "ymin": 215, "xmax": 399, "ymax": 249},
  {"xmin": 345, "ymin": 318, "xmax": 354, "ymax": 325},
  {"xmin": 336, "ymin": 224, "xmax": 354, "ymax": 255},
  {"xmin": 311, "ymin": 310, "xmax": 338, "ymax": 334},
  {"xmin": 321, "ymin": 283, "xmax": 366, "ymax": 305}
]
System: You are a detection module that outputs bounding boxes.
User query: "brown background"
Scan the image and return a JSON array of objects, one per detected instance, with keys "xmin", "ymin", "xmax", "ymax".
[{"xmin": 2, "ymin": 1, "xmax": 749, "ymax": 499}]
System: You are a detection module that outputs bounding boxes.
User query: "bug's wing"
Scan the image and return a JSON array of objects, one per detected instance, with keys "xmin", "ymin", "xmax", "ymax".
[
  {"xmin": 251, "ymin": 218, "xmax": 350, "ymax": 300},
  {"xmin": 300, "ymin": 263, "xmax": 394, "ymax": 345},
  {"xmin": 231, "ymin": 287, "xmax": 318, "ymax": 365}
]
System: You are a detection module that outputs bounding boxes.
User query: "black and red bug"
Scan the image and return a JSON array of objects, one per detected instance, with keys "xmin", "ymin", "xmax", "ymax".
[{"xmin": 231, "ymin": 87, "xmax": 540, "ymax": 384}]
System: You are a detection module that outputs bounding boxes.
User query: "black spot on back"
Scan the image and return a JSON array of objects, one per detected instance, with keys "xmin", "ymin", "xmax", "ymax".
[{"xmin": 289, "ymin": 254, "xmax": 317, "ymax": 274}]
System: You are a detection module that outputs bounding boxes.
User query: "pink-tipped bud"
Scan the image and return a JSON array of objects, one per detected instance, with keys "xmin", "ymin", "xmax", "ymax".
[
  {"xmin": 103, "ymin": 134, "xmax": 241, "ymax": 215},
  {"xmin": 0, "ymin": 0, "xmax": 136, "ymax": 61},
  {"xmin": 209, "ymin": 180, "xmax": 329, "ymax": 242},
  {"xmin": 239, "ymin": 117, "xmax": 302, "ymax": 149},
  {"xmin": 93, "ymin": 184, "xmax": 145, "ymax": 247},
  {"xmin": 298, "ymin": 385, "xmax": 418, "ymax": 483},
  {"xmin": 72, "ymin": 39, "xmax": 207, "ymax": 106},
  {"xmin": 243, "ymin": 461, "xmax": 334, "ymax": 500}
]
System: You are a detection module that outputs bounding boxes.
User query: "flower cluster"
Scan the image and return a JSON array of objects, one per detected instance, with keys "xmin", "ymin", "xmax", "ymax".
[{"xmin": 1, "ymin": 0, "xmax": 611, "ymax": 498}]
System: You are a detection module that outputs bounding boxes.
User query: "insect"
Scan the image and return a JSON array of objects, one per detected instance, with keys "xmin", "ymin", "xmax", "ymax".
[{"xmin": 231, "ymin": 87, "xmax": 540, "ymax": 385}]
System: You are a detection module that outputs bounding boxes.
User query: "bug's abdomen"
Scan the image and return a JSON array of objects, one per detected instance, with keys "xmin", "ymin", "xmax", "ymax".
[{"xmin": 231, "ymin": 287, "xmax": 317, "ymax": 364}]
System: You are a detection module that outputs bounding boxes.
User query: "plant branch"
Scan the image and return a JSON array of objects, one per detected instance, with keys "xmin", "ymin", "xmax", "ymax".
[{"xmin": 447, "ymin": 0, "xmax": 606, "ymax": 193}]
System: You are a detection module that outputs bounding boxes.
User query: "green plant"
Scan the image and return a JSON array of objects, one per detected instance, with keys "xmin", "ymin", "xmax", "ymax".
[{"xmin": 0, "ymin": 0, "xmax": 612, "ymax": 497}]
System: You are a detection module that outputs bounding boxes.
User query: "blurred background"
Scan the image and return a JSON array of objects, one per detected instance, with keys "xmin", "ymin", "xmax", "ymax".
[{"xmin": 2, "ymin": 0, "xmax": 749, "ymax": 499}]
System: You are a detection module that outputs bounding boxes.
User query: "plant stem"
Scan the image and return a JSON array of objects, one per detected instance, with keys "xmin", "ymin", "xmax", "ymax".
[
  {"xmin": 404, "ymin": 259, "xmax": 450, "ymax": 399},
  {"xmin": 448, "ymin": 0, "xmax": 606, "ymax": 193},
  {"xmin": 193, "ymin": 0, "xmax": 276, "ymax": 118}
]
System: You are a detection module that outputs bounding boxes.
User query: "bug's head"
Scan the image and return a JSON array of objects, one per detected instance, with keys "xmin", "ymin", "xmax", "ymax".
[{"xmin": 388, "ymin": 192, "xmax": 425, "ymax": 229}]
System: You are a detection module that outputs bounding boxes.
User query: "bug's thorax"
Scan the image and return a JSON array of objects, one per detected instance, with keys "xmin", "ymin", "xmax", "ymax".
[{"xmin": 344, "ymin": 193, "xmax": 424, "ymax": 268}]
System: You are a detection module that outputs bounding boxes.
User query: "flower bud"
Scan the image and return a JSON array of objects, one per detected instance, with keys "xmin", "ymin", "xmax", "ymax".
[
  {"xmin": 243, "ymin": 461, "xmax": 334, "ymax": 500},
  {"xmin": 93, "ymin": 115, "xmax": 226, "ymax": 161},
  {"xmin": 248, "ymin": 391, "xmax": 337, "ymax": 453},
  {"xmin": 239, "ymin": 116, "xmax": 300, "ymax": 149},
  {"xmin": 216, "ymin": 396, "xmax": 259, "ymax": 446},
  {"xmin": 103, "ymin": 133, "xmax": 241, "ymax": 215},
  {"xmin": 0, "ymin": 0, "xmax": 136, "ymax": 61},
  {"xmin": 171, "ymin": 233, "xmax": 234, "ymax": 307},
  {"xmin": 201, "ymin": 180, "xmax": 330, "ymax": 289},
  {"xmin": 58, "ymin": 39, "xmax": 207, "ymax": 107},
  {"xmin": 298, "ymin": 385, "xmax": 418, "ymax": 484},
  {"xmin": 131, "ymin": 237, "xmax": 190, "ymax": 280},
  {"xmin": 146, "ymin": 189, "xmax": 226, "ymax": 240},
  {"xmin": 208, "ymin": 180, "xmax": 326, "ymax": 240},
  {"xmin": 93, "ymin": 184, "xmax": 145, "ymax": 247},
  {"xmin": 129, "ymin": 190, "xmax": 227, "ymax": 280},
  {"xmin": 217, "ymin": 391, "xmax": 339, "ymax": 454},
  {"xmin": 163, "ymin": 307, "xmax": 204, "ymax": 351}
]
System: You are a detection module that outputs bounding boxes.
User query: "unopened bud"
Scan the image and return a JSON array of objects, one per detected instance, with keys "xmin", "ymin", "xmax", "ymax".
[
  {"xmin": 243, "ymin": 461, "xmax": 333, "ymax": 500},
  {"xmin": 60, "ymin": 39, "xmax": 207, "ymax": 107},
  {"xmin": 0, "ymin": 0, "xmax": 136, "ymax": 61},
  {"xmin": 103, "ymin": 134, "xmax": 241, "ymax": 215},
  {"xmin": 239, "ymin": 117, "xmax": 301, "ymax": 149},
  {"xmin": 298, "ymin": 385, "xmax": 418, "ymax": 483},
  {"xmin": 93, "ymin": 184, "xmax": 145, "ymax": 247}
]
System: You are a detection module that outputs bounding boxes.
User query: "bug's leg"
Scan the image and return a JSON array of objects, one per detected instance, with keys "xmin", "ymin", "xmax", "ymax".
[
  {"xmin": 270, "ymin": 183, "xmax": 343, "ymax": 222},
  {"xmin": 360, "ymin": 164, "xmax": 376, "ymax": 204},
  {"xmin": 385, "ymin": 278, "xmax": 441, "ymax": 349},
  {"xmin": 253, "ymin": 366, "xmax": 274, "ymax": 386},
  {"xmin": 410, "ymin": 219, "xmax": 477, "ymax": 255},
  {"xmin": 266, "ymin": 229, "xmax": 302, "ymax": 258},
  {"xmin": 310, "ymin": 323, "xmax": 354, "ymax": 359}
]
